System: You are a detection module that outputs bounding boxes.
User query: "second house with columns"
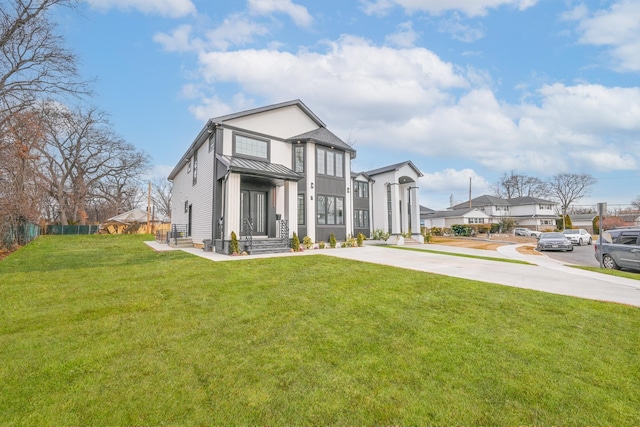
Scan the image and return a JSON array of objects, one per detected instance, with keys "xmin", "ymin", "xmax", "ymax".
[{"xmin": 169, "ymin": 99, "xmax": 423, "ymax": 254}]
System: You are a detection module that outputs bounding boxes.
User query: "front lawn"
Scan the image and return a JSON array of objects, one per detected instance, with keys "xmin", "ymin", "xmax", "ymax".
[{"xmin": 1, "ymin": 235, "xmax": 639, "ymax": 425}]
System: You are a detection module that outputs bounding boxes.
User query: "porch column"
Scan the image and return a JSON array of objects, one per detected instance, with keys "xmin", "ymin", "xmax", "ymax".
[
  {"xmin": 410, "ymin": 186, "xmax": 423, "ymax": 243},
  {"xmin": 389, "ymin": 183, "xmax": 401, "ymax": 235},
  {"xmin": 284, "ymin": 180, "xmax": 298, "ymax": 238},
  {"xmin": 223, "ymin": 173, "xmax": 241, "ymax": 239}
]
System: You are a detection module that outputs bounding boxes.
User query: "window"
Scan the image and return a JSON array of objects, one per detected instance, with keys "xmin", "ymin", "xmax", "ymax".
[
  {"xmin": 495, "ymin": 205, "xmax": 510, "ymax": 212},
  {"xmin": 541, "ymin": 219, "xmax": 554, "ymax": 225},
  {"xmin": 317, "ymin": 195, "xmax": 344, "ymax": 225},
  {"xmin": 187, "ymin": 158, "xmax": 191, "ymax": 174},
  {"xmin": 317, "ymin": 148, "xmax": 344, "ymax": 178},
  {"xmin": 294, "ymin": 145, "xmax": 305, "ymax": 173},
  {"xmin": 235, "ymin": 134, "xmax": 269, "ymax": 159},
  {"xmin": 297, "ymin": 194, "xmax": 305, "ymax": 225},
  {"xmin": 539, "ymin": 204, "xmax": 552, "ymax": 210},
  {"xmin": 335, "ymin": 153, "xmax": 343, "ymax": 178},
  {"xmin": 318, "ymin": 149, "xmax": 327, "ymax": 175},
  {"xmin": 468, "ymin": 218, "xmax": 484, "ymax": 224},
  {"xmin": 192, "ymin": 150, "xmax": 198, "ymax": 186},
  {"xmin": 619, "ymin": 232, "xmax": 640, "ymax": 245},
  {"xmin": 184, "ymin": 200, "xmax": 188, "ymax": 213},
  {"xmin": 208, "ymin": 130, "xmax": 216, "ymax": 152},
  {"xmin": 354, "ymin": 181, "xmax": 369, "ymax": 198},
  {"xmin": 354, "ymin": 209, "xmax": 370, "ymax": 228}
]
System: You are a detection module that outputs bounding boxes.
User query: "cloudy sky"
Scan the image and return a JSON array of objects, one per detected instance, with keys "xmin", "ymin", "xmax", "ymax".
[{"xmin": 55, "ymin": 0, "xmax": 640, "ymax": 210}]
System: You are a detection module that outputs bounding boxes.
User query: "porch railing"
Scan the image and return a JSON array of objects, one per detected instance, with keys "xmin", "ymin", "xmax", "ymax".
[
  {"xmin": 242, "ymin": 217, "xmax": 253, "ymax": 251},
  {"xmin": 170, "ymin": 224, "xmax": 188, "ymax": 246},
  {"xmin": 278, "ymin": 219, "xmax": 289, "ymax": 242}
]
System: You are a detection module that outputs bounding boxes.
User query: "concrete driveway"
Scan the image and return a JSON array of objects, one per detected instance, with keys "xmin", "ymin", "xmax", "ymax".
[{"xmin": 145, "ymin": 241, "xmax": 640, "ymax": 307}]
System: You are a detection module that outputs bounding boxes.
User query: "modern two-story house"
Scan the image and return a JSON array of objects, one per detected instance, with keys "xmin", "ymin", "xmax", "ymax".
[{"xmin": 168, "ymin": 100, "xmax": 423, "ymax": 254}]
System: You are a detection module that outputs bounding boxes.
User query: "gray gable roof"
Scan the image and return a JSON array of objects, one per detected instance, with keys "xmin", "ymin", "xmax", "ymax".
[
  {"xmin": 209, "ymin": 99, "xmax": 325, "ymax": 128},
  {"xmin": 288, "ymin": 127, "xmax": 354, "ymax": 153},
  {"xmin": 365, "ymin": 160, "xmax": 423, "ymax": 177},
  {"xmin": 429, "ymin": 208, "xmax": 487, "ymax": 219},
  {"xmin": 451, "ymin": 194, "xmax": 556, "ymax": 209}
]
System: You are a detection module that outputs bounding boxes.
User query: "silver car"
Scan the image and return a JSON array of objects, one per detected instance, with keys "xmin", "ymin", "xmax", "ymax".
[
  {"xmin": 563, "ymin": 228, "xmax": 592, "ymax": 245},
  {"xmin": 536, "ymin": 232, "xmax": 573, "ymax": 252},
  {"xmin": 594, "ymin": 228, "xmax": 640, "ymax": 271}
]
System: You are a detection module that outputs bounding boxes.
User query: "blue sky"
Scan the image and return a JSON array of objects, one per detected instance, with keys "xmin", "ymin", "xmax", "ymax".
[{"xmin": 54, "ymin": 0, "xmax": 640, "ymax": 210}]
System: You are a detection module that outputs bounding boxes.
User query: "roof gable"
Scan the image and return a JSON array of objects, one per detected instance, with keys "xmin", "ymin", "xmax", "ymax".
[{"xmin": 365, "ymin": 160, "xmax": 423, "ymax": 178}]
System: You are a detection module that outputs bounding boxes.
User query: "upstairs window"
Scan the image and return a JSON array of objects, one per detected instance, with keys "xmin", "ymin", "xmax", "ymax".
[
  {"xmin": 234, "ymin": 134, "xmax": 269, "ymax": 160},
  {"xmin": 317, "ymin": 148, "xmax": 344, "ymax": 178},
  {"xmin": 294, "ymin": 145, "xmax": 305, "ymax": 173},
  {"xmin": 354, "ymin": 181, "xmax": 369, "ymax": 198},
  {"xmin": 192, "ymin": 150, "xmax": 198, "ymax": 186}
]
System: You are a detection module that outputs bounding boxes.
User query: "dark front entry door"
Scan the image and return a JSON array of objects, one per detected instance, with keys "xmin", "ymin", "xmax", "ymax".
[
  {"xmin": 188, "ymin": 204, "xmax": 192, "ymax": 236},
  {"xmin": 240, "ymin": 190, "xmax": 267, "ymax": 236}
]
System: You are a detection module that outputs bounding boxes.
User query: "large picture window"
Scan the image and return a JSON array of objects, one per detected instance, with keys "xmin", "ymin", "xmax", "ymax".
[
  {"xmin": 234, "ymin": 134, "xmax": 269, "ymax": 160},
  {"xmin": 317, "ymin": 195, "xmax": 344, "ymax": 225},
  {"xmin": 317, "ymin": 148, "xmax": 343, "ymax": 178}
]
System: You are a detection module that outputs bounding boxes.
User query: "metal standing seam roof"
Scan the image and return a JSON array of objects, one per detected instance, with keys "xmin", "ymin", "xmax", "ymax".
[{"xmin": 217, "ymin": 155, "xmax": 303, "ymax": 181}]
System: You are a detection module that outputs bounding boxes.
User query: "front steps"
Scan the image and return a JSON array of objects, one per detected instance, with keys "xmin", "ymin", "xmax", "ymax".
[
  {"xmin": 169, "ymin": 237, "xmax": 193, "ymax": 248},
  {"xmin": 241, "ymin": 238, "xmax": 291, "ymax": 255}
]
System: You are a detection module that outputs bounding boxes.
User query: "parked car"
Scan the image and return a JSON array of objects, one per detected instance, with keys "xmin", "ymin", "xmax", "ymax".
[
  {"xmin": 514, "ymin": 227, "xmax": 542, "ymax": 238},
  {"xmin": 594, "ymin": 228, "xmax": 640, "ymax": 271},
  {"xmin": 563, "ymin": 228, "xmax": 592, "ymax": 245},
  {"xmin": 536, "ymin": 232, "xmax": 573, "ymax": 252}
]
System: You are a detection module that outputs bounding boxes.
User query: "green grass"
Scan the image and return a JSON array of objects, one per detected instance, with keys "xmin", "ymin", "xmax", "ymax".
[
  {"xmin": 574, "ymin": 265, "xmax": 640, "ymax": 280},
  {"xmin": 1, "ymin": 234, "xmax": 639, "ymax": 425},
  {"xmin": 387, "ymin": 244, "xmax": 534, "ymax": 265}
]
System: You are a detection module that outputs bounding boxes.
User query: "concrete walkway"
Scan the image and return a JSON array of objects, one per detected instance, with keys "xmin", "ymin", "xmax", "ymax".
[{"xmin": 144, "ymin": 241, "xmax": 640, "ymax": 307}]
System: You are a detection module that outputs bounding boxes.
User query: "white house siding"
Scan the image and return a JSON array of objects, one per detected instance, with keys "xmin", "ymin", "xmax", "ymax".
[
  {"xmin": 170, "ymin": 141, "xmax": 214, "ymax": 245},
  {"xmin": 305, "ymin": 142, "xmax": 316, "ymax": 242},
  {"xmin": 224, "ymin": 105, "xmax": 320, "ymax": 138}
]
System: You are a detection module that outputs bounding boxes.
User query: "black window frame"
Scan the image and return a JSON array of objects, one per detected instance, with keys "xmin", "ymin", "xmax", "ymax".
[
  {"xmin": 233, "ymin": 132, "xmax": 270, "ymax": 161},
  {"xmin": 317, "ymin": 195, "xmax": 344, "ymax": 225},
  {"xmin": 294, "ymin": 144, "xmax": 305, "ymax": 173}
]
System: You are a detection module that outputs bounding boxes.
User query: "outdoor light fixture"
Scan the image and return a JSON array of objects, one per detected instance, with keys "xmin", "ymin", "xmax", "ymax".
[{"xmin": 310, "ymin": 182, "xmax": 314, "ymax": 189}]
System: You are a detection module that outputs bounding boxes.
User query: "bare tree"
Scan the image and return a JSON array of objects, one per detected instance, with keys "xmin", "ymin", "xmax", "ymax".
[
  {"xmin": 0, "ymin": 110, "xmax": 46, "ymax": 244},
  {"xmin": 0, "ymin": 0, "xmax": 88, "ymax": 128},
  {"xmin": 36, "ymin": 102, "xmax": 150, "ymax": 224},
  {"xmin": 548, "ymin": 173, "xmax": 597, "ymax": 229},
  {"xmin": 632, "ymin": 196, "xmax": 640, "ymax": 210},
  {"xmin": 151, "ymin": 177, "xmax": 172, "ymax": 220},
  {"xmin": 491, "ymin": 171, "xmax": 550, "ymax": 199}
]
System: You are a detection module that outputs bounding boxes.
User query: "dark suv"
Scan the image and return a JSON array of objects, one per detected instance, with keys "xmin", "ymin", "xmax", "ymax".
[{"xmin": 594, "ymin": 228, "xmax": 640, "ymax": 271}]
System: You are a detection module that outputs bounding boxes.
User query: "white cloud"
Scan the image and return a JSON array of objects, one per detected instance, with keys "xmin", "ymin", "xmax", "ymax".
[
  {"xmin": 568, "ymin": 0, "xmax": 640, "ymax": 72},
  {"xmin": 87, "ymin": 0, "xmax": 196, "ymax": 17},
  {"xmin": 419, "ymin": 168, "xmax": 491, "ymax": 209},
  {"xmin": 248, "ymin": 0, "xmax": 313, "ymax": 27},
  {"xmin": 154, "ymin": 15, "xmax": 270, "ymax": 52},
  {"xmin": 361, "ymin": 0, "xmax": 538, "ymax": 17},
  {"xmin": 183, "ymin": 36, "xmax": 638, "ymax": 179},
  {"xmin": 438, "ymin": 15, "xmax": 485, "ymax": 42},
  {"xmin": 386, "ymin": 21, "xmax": 420, "ymax": 47}
]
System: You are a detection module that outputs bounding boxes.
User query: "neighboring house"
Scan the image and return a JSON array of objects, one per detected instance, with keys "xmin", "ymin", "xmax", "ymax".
[
  {"xmin": 364, "ymin": 161, "xmax": 424, "ymax": 244},
  {"xmin": 168, "ymin": 100, "xmax": 423, "ymax": 253},
  {"xmin": 420, "ymin": 205, "xmax": 436, "ymax": 228},
  {"xmin": 570, "ymin": 213, "xmax": 598, "ymax": 233},
  {"xmin": 99, "ymin": 208, "xmax": 169, "ymax": 234},
  {"xmin": 421, "ymin": 208, "xmax": 490, "ymax": 229},
  {"xmin": 450, "ymin": 195, "xmax": 558, "ymax": 230}
]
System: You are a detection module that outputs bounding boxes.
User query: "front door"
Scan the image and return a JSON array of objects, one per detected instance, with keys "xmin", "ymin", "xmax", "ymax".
[{"xmin": 240, "ymin": 190, "xmax": 267, "ymax": 236}]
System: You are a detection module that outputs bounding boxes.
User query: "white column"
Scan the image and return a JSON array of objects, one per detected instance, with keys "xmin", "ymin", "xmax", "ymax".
[
  {"xmin": 390, "ymin": 183, "xmax": 401, "ymax": 235},
  {"xmin": 224, "ymin": 173, "xmax": 241, "ymax": 239},
  {"xmin": 285, "ymin": 180, "xmax": 298, "ymax": 238},
  {"xmin": 411, "ymin": 186, "xmax": 423, "ymax": 243}
]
